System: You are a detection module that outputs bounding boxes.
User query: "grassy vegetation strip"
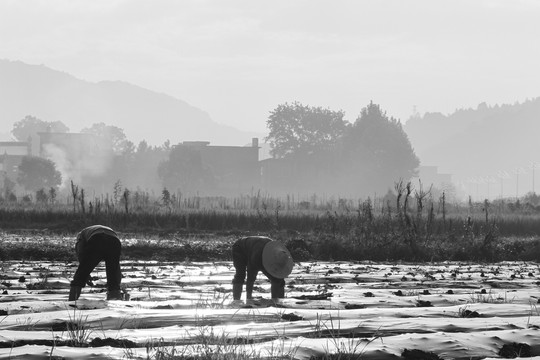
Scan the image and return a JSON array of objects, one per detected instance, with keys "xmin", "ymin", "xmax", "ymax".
[
  {"xmin": 2, "ymin": 230, "xmax": 540, "ymax": 262},
  {"xmin": 0, "ymin": 234, "xmax": 234, "ymax": 262}
]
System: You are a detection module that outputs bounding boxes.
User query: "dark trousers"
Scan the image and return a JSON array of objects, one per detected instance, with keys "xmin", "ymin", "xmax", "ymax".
[
  {"xmin": 232, "ymin": 241, "xmax": 247, "ymax": 285},
  {"xmin": 71, "ymin": 234, "xmax": 122, "ymax": 291}
]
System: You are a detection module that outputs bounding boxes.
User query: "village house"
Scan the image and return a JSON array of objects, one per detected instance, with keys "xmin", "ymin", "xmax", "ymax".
[
  {"xmin": 0, "ymin": 140, "xmax": 31, "ymax": 189},
  {"xmin": 413, "ymin": 165, "xmax": 453, "ymax": 191},
  {"xmin": 179, "ymin": 138, "xmax": 261, "ymax": 194},
  {"xmin": 2, "ymin": 131, "xmax": 262, "ymax": 196}
]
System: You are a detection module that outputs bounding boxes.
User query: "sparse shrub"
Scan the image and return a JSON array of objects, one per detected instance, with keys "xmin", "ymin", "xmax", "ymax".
[
  {"xmin": 161, "ymin": 187, "xmax": 171, "ymax": 208},
  {"xmin": 7, "ymin": 192, "xmax": 16, "ymax": 202},
  {"xmin": 63, "ymin": 307, "xmax": 93, "ymax": 347},
  {"xmin": 35, "ymin": 188, "xmax": 48, "ymax": 204},
  {"xmin": 48, "ymin": 186, "xmax": 57, "ymax": 204}
]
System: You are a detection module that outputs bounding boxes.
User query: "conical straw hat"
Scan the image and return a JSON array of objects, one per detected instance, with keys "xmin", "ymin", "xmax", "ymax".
[{"xmin": 262, "ymin": 241, "xmax": 294, "ymax": 279}]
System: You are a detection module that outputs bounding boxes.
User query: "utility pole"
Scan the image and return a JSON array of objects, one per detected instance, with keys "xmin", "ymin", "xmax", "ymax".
[
  {"xmin": 497, "ymin": 170, "xmax": 509, "ymax": 199},
  {"xmin": 516, "ymin": 170, "xmax": 519, "ymax": 200},
  {"xmin": 514, "ymin": 167, "xmax": 526, "ymax": 200},
  {"xmin": 531, "ymin": 161, "xmax": 537, "ymax": 194}
]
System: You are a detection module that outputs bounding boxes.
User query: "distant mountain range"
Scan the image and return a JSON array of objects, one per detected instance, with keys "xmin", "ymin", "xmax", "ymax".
[
  {"xmin": 3, "ymin": 59, "xmax": 539, "ymax": 194},
  {"xmin": 0, "ymin": 59, "xmax": 263, "ymax": 146},
  {"xmin": 404, "ymin": 98, "xmax": 540, "ymax": 191}
]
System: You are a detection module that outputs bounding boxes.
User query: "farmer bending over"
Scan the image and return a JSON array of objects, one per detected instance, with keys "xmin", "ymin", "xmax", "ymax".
[
  {"xmin": 232, "ymin": 236, "xmax": 294, "ymax": 302},
  {"xmin": 69, "ymin": 225, "xmax": 123, "ymax": 301}
]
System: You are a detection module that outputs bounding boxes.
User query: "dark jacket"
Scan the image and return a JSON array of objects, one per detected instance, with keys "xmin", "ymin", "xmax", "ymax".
[
  {"xmin": 232, "ymin": 236, "xmax": 282, "ymax": 284},
  {"xmin": 76, "ymin": 225, "xmax": 118, "ymax": 258}
]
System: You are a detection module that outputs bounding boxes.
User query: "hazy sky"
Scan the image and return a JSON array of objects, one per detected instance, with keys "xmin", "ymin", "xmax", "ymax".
[{"xmin": 1, "ymin": 0, "xmax": 540, "ymax": 133}]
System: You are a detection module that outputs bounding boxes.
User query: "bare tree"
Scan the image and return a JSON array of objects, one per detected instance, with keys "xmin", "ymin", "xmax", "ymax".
[
  {"xmin": 79, "ymin": 188, "xmax": 86, "ymax": 214},
  {"xmin": 414, "ymin": 179, "xmax": 432, "ymax": 220},
  {"xmin": 394, "ymin": 179, "xmax": 405, "ymax": 224},
  {"xmin": 123, "ymin": 188, "xmax": 130, "ymax": 215},
  {"xmin": 70, "ymin": 180, "xmax": 79, "ymax": 213}
]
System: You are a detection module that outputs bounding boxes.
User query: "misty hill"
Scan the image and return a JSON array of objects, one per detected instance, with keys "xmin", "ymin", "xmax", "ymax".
[
  {"xmin": 404, "ymin": 98, "xmax": 540, "ymax": 186},
  {"xmin": 0, "ymin": 59, "xmax": 262, "ymax": 146}
]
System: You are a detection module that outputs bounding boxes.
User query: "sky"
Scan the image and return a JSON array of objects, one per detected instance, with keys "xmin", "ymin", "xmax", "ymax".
[{"xmin": 1, "ymin": 0, "xmax": 540, "ymax": 134}]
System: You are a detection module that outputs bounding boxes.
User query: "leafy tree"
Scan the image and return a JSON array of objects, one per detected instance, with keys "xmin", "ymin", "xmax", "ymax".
[
  {"xmin": 125, "ymin": 140, "xmax": 168, "ymax": 191},
  {"xmin": 35, "ymin": 188, "xmax": 49, "ymax": 203},
  {"xmin": 81, "ymin": 122, "xmax": 130, "ymax": 154},
  {"xmin": 158, "ymin": 145, "xmax": 216, "ymax": 193},
  {"xmin": 137, "ymin": 140, "xmax": 149, "ymax": 153},
  {"xmin": 161, "ymin": 188, "xmax": 171, "ymax": 208},
  {"xmin": 7, "ymin": 192, "xmax": 17, "ymax": 202},
  {"xmin": 339, "ymin": 102, "xmax": 420, "ymax": 195},
  {"xmin": 17, "ymin": 156, "xmax": 62, "ymax": 192},
  {"xmin": 522, "ymin": 191, "xmax": 540, "ymax": 207},
  {"xmin": 12, "ymin": 115, "xmax": 69, "ymax": 141},
  {"xmin": 266, "ymin": 102, "xmax": 347, "ymax": 158},
  {"xmin": 89, "ymin": 138, "xmax": 169, "ymax": 196},
  {"xmin": 161, "ymin": 139, "xmax": 171, "ymax": 152},
  {"xmin": 48, "ymin": 187, "xmax": 57, "ymax": 204},
  {"xmin": 2, "ymin": 176, "xmax": 16, "ymax": 199}
]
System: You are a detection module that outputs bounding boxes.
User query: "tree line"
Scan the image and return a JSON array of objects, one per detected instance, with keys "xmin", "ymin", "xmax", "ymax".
[
  {"xmin": 264, "ymin": 101, "xmax": 419, "ymax": 197},
  {"xmin": 2, "ymin": 102, "xmax": 419, "ymax": 202}
]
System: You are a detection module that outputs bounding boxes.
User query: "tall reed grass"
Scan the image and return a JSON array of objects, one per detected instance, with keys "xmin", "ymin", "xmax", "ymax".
[{"xmin": 1, "ymin": 186, "xmax": 540, "ymax": 262}]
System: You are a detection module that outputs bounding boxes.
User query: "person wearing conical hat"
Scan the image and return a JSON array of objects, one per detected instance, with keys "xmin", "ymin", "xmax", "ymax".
[
  {"xmin": 68, "ymin": 225, "xmax": 124, "ymax": 301},
  {"xmin": 231, "ymin": 236, "xmax": 294, "ymax": 301}
]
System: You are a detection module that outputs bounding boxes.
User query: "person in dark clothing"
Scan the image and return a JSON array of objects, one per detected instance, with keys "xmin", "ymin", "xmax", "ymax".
[
  {"xmin": 232, "ymin": 236, "xmax": 294, "ymax": 302},
  {"xmin": 69, "ymin": 225, "xmax": 123, "ymax": 301}
]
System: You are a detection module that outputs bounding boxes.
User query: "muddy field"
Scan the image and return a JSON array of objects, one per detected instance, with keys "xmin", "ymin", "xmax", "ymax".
[{"xmin": 1, "ymin": 251, "xmax": 540, "ymax": 359}]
